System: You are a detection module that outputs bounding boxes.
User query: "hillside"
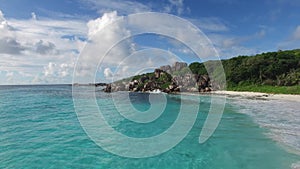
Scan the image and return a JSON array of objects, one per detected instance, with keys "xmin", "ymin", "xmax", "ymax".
[{"xmin": 223, "ymin": 49, "xmax": 300, "ymax": 87}]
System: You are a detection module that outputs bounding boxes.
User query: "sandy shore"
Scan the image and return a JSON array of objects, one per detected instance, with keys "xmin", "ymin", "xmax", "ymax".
[{"xmin": 210, "ymin": 90, "xmax": 300, "ymax": 102}]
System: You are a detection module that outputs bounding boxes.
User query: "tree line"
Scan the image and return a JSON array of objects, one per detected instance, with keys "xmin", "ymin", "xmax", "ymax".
[{"xmin": 189, "ymin": 49, "xmax": 300, "ymax": 88}]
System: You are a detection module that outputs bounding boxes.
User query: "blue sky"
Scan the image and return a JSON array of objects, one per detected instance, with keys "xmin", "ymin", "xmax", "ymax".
[{"xmin": 0, "ymin": 0, "xmax": 299, "ymax": 84}]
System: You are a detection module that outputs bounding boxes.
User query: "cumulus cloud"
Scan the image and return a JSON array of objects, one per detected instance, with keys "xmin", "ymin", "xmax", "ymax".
[
  {"xmin": 0, "ymin": 11, "xmax": 27, "ymax": 55},
  {"xmin": 87, "ymin": 11, "xmax": 119, "ymax": 37},
  {"xmin": 43, "ymin": 62, "xmax": 73, "ymax": 78},
  {"xmin": 59, "ymin": 63, "xmax": 71, "ymax": 77},
  {"xmin": 0, "ymin": 38, "xmax": 25, "ymax": 54},
  {"xmin": 31, "ymin": 12, "xmax": 37, "ymax": 20},
  {"xmin": 0, "ymin": 10, "xmax": 8, "ymax": 27},
  {"xmin": 44, "ymin": 62, "xmax": 57, "ymax": 76},
  {"xmin": 34, "ymin": 40, "xmax": 58, "ymax": 55},
  {"xmin": 76, "ymin": 11, "xmax": 133, "ymax": 80},
  {"xmin": 0, "ymin": 11, "xmax": 16, "ymax": 38},
  {"xmin": 41, "ymin": 62, "xmax": 73, "ymax": 83},
  {"xmin": 0, "ymin": 10, "xmax": 85, "ymax": 84},
  {"xmin": 78, "ymin": 11, "xmax": 218, "ymax": 83},
  {"xmin": 103, "ymin": 67, "xmax": 113, "ymax": 78}
]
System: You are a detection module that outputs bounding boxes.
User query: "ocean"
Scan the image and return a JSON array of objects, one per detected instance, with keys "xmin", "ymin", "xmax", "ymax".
[{"xmin": 0, "ymin": 85, "xmax": 299, "ymax": 169}]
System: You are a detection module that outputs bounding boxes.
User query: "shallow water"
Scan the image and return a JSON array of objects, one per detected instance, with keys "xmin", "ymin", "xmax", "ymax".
[{"xmin": 0, "ymin": 85, "xmax": 299, "ymax": 168}]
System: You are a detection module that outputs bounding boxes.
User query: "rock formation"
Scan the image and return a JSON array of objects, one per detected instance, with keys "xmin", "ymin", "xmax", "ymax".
[
  {"xmin": 160, "ymin": 62, "xmax": 188, "ymax": 74},
  {"xmin": 104, "ymin": 62, "xmax": 212, "ymax": 93}
]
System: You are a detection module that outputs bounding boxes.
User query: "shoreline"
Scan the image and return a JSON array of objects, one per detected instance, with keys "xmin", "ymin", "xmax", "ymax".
[
  {"xmin": 114, "ymin": 89, "xmax": 300, "ymax": 102},
  {"xmin": 208, "ymin": 90, "xmax": 300, "ymax": 102},
  {"xmin": 178, "ymin": 90, "xmax": 300, "ymax": 102}
]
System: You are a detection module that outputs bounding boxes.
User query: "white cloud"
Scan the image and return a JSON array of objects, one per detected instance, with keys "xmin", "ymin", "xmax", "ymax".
[
  {"xmin": 167, "ymin": 0, "xmax": 185, "ymax": 15},
  {"xmin": 44, "ymin": 62, "xmax": 57, "ymax": 76},
  {"xmin": 76, "ymin": 11, "xmax": 133, "ymax": 80},
  {"xmin": 84, "ymin": 0, "xmax": 190, "ymax": 16},
  {"xmin": 276, "ymin": 25, "xmax": 300, "ymax": 50},
  {"xmin": 293, "ymin": 25, "xmax": 300, "ymax": 40},
  {"xmin": 34, "ymin": 40, "xmax": 58, "ymax": 55},
  {"xmin": 59, "ymin": 63, "xmax": 71, "ymax": 77},
  {"xmin": 221, "ymin": 38, "xmax": 242, "ymax": 48},
  {"xmin": 0, "ymin": 10, "xmax": 86, "ymax": 84},
  {"xmin": 103, "ymin": 67, "xmax": 113, "ymax": 78},
  {"xmin": 87, "ymin": 11, "xmax": 119, "ymax": 37},
  {"xmin": 0, "ymin": 10, "xmax": 4, "ymax": 21},
  {"xmin": 43, "ymin": 62, "xmax": 72, "ymax": 78},
  {"xmin": 0, "ymin": 11, "xmax": 15, "ymax": 38},
  {"xmin": 206, "ymin": 33, "xmax": 263, "ymax": 58},
  {"xmin": 0, "ymin": 12, "xmax": 26, "ymax": 55},
  {"xmin": 31, "ymin": 12, "xmax": 37, "ymax": 20},
  {"xmin": 41, "ymin": 62, "xmax": 73, "ymax": 83},
  {"xmin": 0, "ymin": 38, "xmax": 25, "ymax": 54},
  {"xmin": 83, "ymin": 0, "xmax": 151, "ymax": 15},
  {"xmin": 189, "ymin": 17, "xmax": 229, "ymax": 32}
]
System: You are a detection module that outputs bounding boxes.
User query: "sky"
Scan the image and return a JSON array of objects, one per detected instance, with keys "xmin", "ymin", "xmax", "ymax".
[{"xmin": 0, "ymin": 0, "xmax": 299, "ymax": 84}]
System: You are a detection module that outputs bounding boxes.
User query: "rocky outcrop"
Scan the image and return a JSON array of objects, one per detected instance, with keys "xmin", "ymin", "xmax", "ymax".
[
  {"xmin": 172, "ymin": 62, "xmax": 188, "ymax": 72},
  {"xmin": 160, "ymin": 62, "xmax": 187, "ymax": 74},
  {"xmin": 154, "ymin": 69, "xmax": 162, "ymax": 78},
  {"xmin": 197, "ymin": 75, "xmax": 212, "ymax": 92},
  {"xmin": 104, "ymin": 83, "xmax": 112, "ymax": 92},
  {"xmin": 104, "ymin": 62, "xmax": 212, "ymax": 93},
  {"xmin": 160, "ymin": 65, "xmax": 172, "ymax": 74},
  {"xmin": 128, "ymin": 70, "xmax": 174, "ymax": 93}
]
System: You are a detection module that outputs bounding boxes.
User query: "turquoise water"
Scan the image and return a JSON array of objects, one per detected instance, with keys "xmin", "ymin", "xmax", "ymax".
[{"xmin": 0, "ymin": 85, "xmax": 299, "ymax": 168}]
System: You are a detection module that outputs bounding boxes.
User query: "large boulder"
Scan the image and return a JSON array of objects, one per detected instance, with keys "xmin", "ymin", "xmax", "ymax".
[
  {"xmin": 160, "ymin": 65, "xmax": 172, "ymax": 74},
  {"xmin": 197, "ymin": 75, "xmax": 211, "ymax": 92},
  {"xmin": 154, "ymin": 69, "xmax": 162, "ymax": 79},
  {"xmin": 140, "ymin": 76, "xmax": 149, "ymax": 83},
  {"xmin": 104, "ymin": 83, "xmax": 112, "ymax": 92},
  {"xmin": 172, "ymin": 62, "xmax": 188, "ymax": 72}
]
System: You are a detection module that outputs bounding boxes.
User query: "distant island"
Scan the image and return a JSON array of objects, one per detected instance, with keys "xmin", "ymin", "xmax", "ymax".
[{"xmin": 102, "ymin": 49, "xmax": 300, "ymax": 94}]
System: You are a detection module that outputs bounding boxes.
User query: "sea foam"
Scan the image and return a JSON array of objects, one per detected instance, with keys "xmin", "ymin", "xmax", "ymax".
[{"xmin": 229, "ymin": 98, "xmax": 300, "ymax": 155}]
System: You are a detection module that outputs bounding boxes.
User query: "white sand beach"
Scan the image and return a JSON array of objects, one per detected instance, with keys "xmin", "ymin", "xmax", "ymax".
[{"xmin": 211, "ymin": 90, "xmax": 300, "ymax": 102}]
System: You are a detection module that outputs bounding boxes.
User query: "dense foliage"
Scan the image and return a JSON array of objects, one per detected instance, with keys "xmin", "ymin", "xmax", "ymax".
[{"xmin": 189, "ymin": 49, "xmax": 300, "ymax": 88}]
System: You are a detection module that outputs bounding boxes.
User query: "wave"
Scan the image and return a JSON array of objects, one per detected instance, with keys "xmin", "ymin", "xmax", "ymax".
[{"xmin": 228, "ymin": 98, "xmax": 300, "ymax": 156}]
